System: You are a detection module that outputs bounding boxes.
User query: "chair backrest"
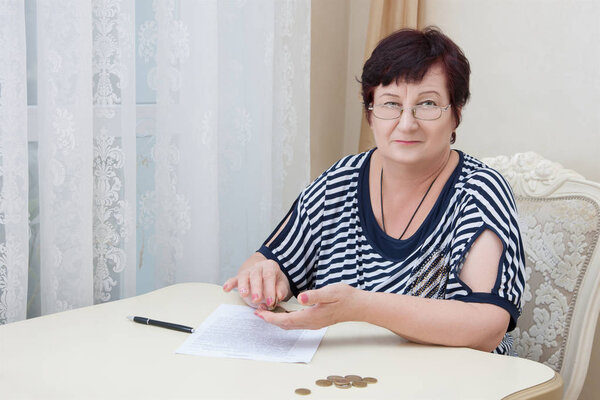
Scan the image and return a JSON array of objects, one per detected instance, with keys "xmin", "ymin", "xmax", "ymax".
[{"xmin": 482, "ymin": 152, "xmax": 600, "ymax": 400}]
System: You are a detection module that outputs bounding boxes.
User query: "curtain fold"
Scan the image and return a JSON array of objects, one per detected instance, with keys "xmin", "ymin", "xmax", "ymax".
[
  {"xmin": 358, "ymin": 0, "xmax": 420, "ymax": 153},
  {"xmin": 0, "ymin": 0, "xmax": 29, "ymax": 323},
  {"xmin": 92, "ymin": 0, "xmax": 137, "ymax": 303},
  {"xmin": 0, "ymin": 0, "xmax": 310, "ymax": 324},
  {"xmin": 37, "ymin": 0, "xmax": 94, "ymax": 314}
]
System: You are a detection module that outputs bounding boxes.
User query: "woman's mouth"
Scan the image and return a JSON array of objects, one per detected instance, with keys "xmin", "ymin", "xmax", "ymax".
[{"xmin": 393, "ymin": 140, "xmax": 419, "ymax": 144}]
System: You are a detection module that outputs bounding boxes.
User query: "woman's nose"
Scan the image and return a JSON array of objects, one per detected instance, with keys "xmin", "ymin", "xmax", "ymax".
[{"xmin": 396, "ymin": 107, "xmax": 419, "ymax": 132}]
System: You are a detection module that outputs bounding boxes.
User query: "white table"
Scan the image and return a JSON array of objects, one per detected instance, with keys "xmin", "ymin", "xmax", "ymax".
[{"xmin": 0, "ymin": 283, "xmax": 562, "ymax": 399}]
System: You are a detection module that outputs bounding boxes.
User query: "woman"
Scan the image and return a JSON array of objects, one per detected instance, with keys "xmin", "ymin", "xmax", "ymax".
[{"xmin": 223, "ymin": 27, "xmax": 525, "ymax": 355}]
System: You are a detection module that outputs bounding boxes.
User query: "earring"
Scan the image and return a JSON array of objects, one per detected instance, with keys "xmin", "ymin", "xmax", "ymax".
[{"xmin": 450, "ymin": 132, "xmax": 456, "ymax": 144}]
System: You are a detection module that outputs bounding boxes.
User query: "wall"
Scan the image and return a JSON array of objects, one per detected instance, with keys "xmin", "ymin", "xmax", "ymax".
[{"xmin": 420, "ymin": 0, "xmax": 600, "ymax": 182}]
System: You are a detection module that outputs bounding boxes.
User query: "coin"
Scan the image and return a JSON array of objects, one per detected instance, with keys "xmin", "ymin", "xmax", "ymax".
[
  {"xmin": 294, "ymin": 388, "xmax": 311, "ymax": 395},
  {"xmin": 335, "ymin": 383, "xmax": 351, "ymax": 389},
  {"xmin": 326, "ymin": 375, "xmax": 343, "ymax": 382},
  {"xmin": 333, "ymin": 378, "xmax": 350, "ymax": 386},
  {"xmin": 272, "ymin": 305, "xmax": 290, "ymax": 313},
  {"xmin": 362, "ymin": 377, "xmax": 378, "ymax": 384},
  {"xmin": 352, "ymin": 380, "xmax": 368, "ymax": 388},
  {"xmin": 345, "ymin": 375, "xmax": 362, "ymax": 382},
  {"xmin": 315, "ymin": 379, "xmax": 332, "ymax": 387}
]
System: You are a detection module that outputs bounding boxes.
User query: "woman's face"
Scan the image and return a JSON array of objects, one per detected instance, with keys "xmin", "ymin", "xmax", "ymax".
[{"xmin": 370, "ymin": 63, "xmax": 456, "ymax": 168}]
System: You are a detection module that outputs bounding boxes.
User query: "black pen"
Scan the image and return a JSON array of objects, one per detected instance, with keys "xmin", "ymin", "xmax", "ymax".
[{"xmin": 127, "ymin": 316, "xmax": 195, "ymax": 334}]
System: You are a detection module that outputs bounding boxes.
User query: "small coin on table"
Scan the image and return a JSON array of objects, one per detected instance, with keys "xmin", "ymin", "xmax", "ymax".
[
  {"xmin": 333, "ymin": 378, "xmax": 350, "ymax": 386},
  {"xmin": 335, "ymin": 383, "xmax": 352, "ymax": 389},
  {"xmin": 294, "ymin": 388, "xmax": 311, "ymax": 395},
  {"xmin": 345, "ymin": 374, "xmax": 363, "ymax": 382},
  {"xmin": 315, "ymin": 379, "xmax": 332, "ymax": 387}
]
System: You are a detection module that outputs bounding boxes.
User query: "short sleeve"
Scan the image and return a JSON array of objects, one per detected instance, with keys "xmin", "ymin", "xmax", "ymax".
[
  {"xmin": 445, "ymin": 169, "xmax": 526, "ymax": 332},
  {"xmin": 257, "ymin": 179, "xmax": 325, "ymax": 297}
]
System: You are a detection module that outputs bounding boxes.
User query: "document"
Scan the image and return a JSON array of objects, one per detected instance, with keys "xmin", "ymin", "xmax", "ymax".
[{"xmin": 176, "ymin": 304, "xmax": 326, "ymax": 363}]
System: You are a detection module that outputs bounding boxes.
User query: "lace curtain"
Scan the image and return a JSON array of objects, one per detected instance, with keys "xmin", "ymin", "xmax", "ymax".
[{"xmin": 0, "ymin": 0, "xmax": 310, "ymax": 324}]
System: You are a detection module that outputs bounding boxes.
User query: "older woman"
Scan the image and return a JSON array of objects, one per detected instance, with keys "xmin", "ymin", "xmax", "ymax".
[{"xmin": 223, "ymin": 27, "xmax": 525, "ymax": 355}]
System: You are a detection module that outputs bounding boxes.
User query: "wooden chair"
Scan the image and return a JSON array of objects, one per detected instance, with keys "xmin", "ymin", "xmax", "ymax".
[{"xmin": 482, "ymin": 152, "xmax": 600, "ymax": 400}]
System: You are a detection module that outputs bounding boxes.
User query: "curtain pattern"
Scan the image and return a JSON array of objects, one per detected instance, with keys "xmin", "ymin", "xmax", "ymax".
[
  {"xmin": 0, "ymin": 0, "xmax": 310, "ymax": 324},
  {"xmin": 37, "ymin": 0, "xmax": 94, "ymax": 314},
  {"xmin": 91, "ymin": 0, "xmax": 137, "ymax": 303}
]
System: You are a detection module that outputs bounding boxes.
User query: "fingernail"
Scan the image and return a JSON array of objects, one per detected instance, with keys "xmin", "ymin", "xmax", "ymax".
[
  {"xmin": 222, "ymin": 284, "xmax": 228, "ymax": 291},
  {"xmin": 300, "ymin": 293, "xmax": 308, "ymax": 304},
  {"xmin": 239, "ymin": 288, "xmax": 248, "ymax": 295},
  {"xmin": 266, "ymin": 297, "xmax": 274, "ymax": 306},
  {"xmin": 252, "ymin": 293, "xmax": 259, "ymax": 301},
  {"xmin": 254, "ymin": 311, "xmax": 264, "ymax": 319}
]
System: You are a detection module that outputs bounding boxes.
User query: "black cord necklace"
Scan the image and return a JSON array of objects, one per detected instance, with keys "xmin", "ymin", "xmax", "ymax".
[{"xmin": 379, "ymin": 167, "xmax": 441, "ymax": 240}]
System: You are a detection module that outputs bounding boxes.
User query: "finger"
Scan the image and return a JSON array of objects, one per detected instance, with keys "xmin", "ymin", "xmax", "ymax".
[
  {"xmin": 249, "ymin": 267, "xmax": 264, "ymax": 303},
  {"xmin": 261, "ymin": 265, "xmax": 278, "ymax": 307},
  {"xmin": 222, "ymin": 277, "xmax": 238, "ymax": 292},
  {"xmin": 236, "ymin": 271, "xmax": 250, "ymax": 298},
  {"xmin": 298, "ymin": 286, "xmax": 336, "ymax": 306},
  {"xmin": 275, "ymin": 273, "xmax": 290, "ymax": 303},
  {"xmin": 298, "ymin": 289, "xmax": 322, "ymax": 306}
]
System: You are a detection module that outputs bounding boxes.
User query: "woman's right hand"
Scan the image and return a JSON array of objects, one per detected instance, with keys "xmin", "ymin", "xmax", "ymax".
[{"xmin": 222, "ymin": 253, "xmax": 291, "ymax": 309}]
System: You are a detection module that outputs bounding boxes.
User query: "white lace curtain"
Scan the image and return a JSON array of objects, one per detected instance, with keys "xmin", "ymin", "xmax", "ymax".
[{"xmin": 0, "ymin": 0, "xmax": 310, "ymax": 324}]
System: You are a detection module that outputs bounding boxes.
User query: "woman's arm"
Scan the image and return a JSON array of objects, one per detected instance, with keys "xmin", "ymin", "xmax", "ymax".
[{"xmin": 255, "ymin": 229, "xmax": 510, "ymax": 352}]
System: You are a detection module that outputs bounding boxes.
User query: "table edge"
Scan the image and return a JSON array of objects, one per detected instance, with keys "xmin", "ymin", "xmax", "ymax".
[{"xmin": 502, "ymin": 371, "xmax": 563, "ymax": 400}]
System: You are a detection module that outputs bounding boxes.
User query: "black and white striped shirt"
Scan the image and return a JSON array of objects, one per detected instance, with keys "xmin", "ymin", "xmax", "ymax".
[{"xmin": 259, "ymin": 150, "xmax": 526, "ymax": 355}]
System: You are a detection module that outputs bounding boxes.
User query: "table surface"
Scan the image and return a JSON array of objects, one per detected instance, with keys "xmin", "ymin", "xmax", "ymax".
[{"xmin": 0, "ymin": 283, "xmax": 562, "ymax": 399}]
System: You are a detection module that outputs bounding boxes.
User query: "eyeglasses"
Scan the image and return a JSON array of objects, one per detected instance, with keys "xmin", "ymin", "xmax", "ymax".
[{"xmin": 368, "ymin": 103, "xmax": 451, "ymax": 121}]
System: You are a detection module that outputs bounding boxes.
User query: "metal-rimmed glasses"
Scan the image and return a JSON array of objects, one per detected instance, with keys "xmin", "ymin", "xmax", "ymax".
[{"xmin": 368, "ymin": 103, "xmax": 451, "ymax": 121}]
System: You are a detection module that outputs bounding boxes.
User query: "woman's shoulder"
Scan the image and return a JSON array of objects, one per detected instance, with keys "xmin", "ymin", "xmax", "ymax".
[
  {"xmin": 299, "ymin": 150, "xmax": 372, "ymax": 203},
  {"xmin": 325, "ymin": 150, "xmax": 373, "ymax": 176},
  {"xmin": 309, "ymin": 150, "xmax": 372, "ymax": 187},
  {"xmin": 455, "ymin": 152, "xmax": 517, "ymax": 208},
  {"xmin": 458, "ymin": 153, "xmax": 512, "ymax": 189}
]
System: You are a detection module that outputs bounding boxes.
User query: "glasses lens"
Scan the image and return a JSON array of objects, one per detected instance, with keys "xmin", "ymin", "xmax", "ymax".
[
  {"xmin": 373, "ymin": 104, "xmax": 400, "ymax": 120},
  {"xmin": 414, "ymin": 105, "xmax": 441, "ymax": 120}
]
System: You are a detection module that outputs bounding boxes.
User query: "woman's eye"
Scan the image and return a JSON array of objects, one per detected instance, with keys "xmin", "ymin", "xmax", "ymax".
[
  {"xmin": 383, "ymin": 102, "xmax": 400, "ymax": 107},
  {"xmin": 420, "ymin": 100, "xmax": 437, "ymax": 106}
]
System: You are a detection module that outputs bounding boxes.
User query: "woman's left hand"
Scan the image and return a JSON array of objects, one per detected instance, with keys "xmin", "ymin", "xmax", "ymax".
[{"xmin": 254, "ymin": 283, "xmax": 362, "ymax": 330}]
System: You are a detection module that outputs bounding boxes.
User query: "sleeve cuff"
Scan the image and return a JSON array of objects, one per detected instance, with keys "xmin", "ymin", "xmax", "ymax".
[{"xmin": 451, "ymin": 292, "xmax": 520, "ymax": 332}]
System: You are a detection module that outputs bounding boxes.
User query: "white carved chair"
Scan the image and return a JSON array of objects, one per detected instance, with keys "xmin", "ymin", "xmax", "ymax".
[{"xmin": 482, "ymin": 152, "xmax": 600, "ymax": 400}]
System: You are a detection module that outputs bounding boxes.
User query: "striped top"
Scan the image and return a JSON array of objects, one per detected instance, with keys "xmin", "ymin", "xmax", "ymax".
[{"xmin": 259, "ymin": 150, "xmax": 526, "ymax": 355}]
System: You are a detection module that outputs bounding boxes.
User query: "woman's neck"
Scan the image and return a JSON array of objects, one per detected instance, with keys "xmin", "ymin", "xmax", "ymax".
[{"xmin": 376, "ymin": 149, "xmax": 453, "ymax": 192}]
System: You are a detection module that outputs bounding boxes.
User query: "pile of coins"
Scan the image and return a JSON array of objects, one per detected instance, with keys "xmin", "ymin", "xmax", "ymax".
[{"xmin": 294, "ymin": 374, "xmax": 378, "ymax": 395}]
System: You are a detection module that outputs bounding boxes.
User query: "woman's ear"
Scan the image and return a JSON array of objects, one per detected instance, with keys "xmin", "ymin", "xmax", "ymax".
[{"xmin": 454, "ymin": 107, "xmax": 462, "ymax": 129}]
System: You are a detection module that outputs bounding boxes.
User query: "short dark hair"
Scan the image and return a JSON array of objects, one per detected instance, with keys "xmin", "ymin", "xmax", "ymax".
[{"xmin": 361, "ymin": 26, "xmax": 471, "ymax": 127}]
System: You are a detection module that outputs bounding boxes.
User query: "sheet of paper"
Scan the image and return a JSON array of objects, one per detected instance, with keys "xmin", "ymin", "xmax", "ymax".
[{"xmin": 176, "ymin": 304, "xmax": 326, "ymax": 363}]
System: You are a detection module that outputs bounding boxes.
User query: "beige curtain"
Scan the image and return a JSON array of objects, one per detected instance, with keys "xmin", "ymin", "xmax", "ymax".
[{"xmin": 358, "ymin": 0, "xmax": 421, "ymax": 152}]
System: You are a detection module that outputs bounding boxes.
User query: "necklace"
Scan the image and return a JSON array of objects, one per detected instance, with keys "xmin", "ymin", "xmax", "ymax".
[{"xmin": 379, "ymin": 167, "xmax": 441, "ymax": 240}]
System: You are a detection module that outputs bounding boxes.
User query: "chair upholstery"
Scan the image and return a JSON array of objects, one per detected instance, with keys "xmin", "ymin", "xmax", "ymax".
[{"xmin": 482, "ymin": 152, "xmax": 600, "ymax": 400}]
